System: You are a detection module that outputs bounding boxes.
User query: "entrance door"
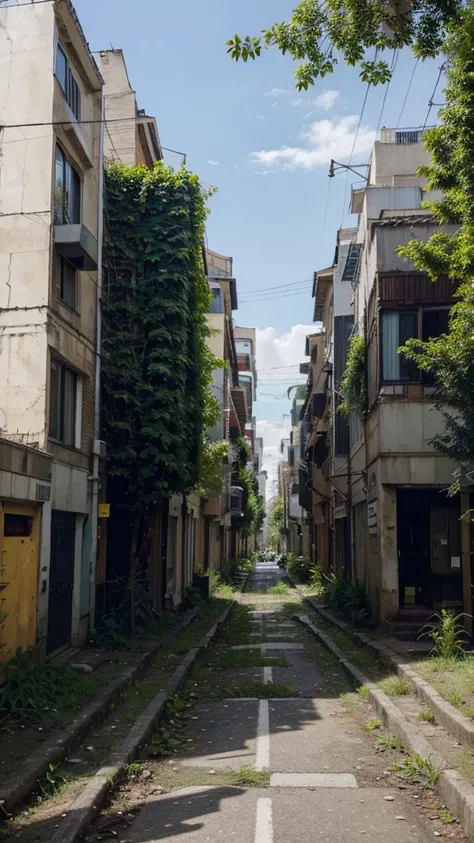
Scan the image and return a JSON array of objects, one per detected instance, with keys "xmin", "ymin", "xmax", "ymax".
[
  {"xmin": 397, "ymin": 491, "xmax": 431, "ymax": 607},
  {"xmin": 0, "ymin": 504, "xmax": 40, "ymax": 661},
  {"xmin": 47, "ymin": 511, "xmax": 76, "ymax": 655}
]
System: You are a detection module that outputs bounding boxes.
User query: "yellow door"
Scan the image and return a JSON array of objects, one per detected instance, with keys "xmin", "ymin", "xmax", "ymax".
[{"xmin": 0, "ymin": 503, "xmax": 40, "ymax": 662}]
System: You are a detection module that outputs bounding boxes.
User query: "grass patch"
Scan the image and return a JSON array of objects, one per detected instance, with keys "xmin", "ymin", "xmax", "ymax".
[
  {"xmin": 203, "ymin": 680, "xmax": 296, "ymax": 700},
  {"xmin": 282, "ymin": 600, "xmax": 304, "ymax": 618},
  {"xmin": 170, "ymin": 598, "xmax": 233, "ymax": 654},
  {"xmin": 364, "ymin": 719, "xmax": 381, "ymax": 731},
  {"xmin": 268, "ymin": 582, "xmax": 290, "ymax": 595},
  {"xmin": 378, "ymin": 676, "xmax": 412, "ymax": 696},
  {"xmin": 439, "ymin": 809, "xmax": 454, "ymax": 824},
  {"xmin": 228, "ymin": 765, "xmax": 271, "ymax": 786},
  {"xmin": 414, "ymin": 656, "xmax": 474, "ymax": 720},
  {"xmin": 206, "ymin": 651, "xmax": 287, "ymax": 669},
  {"xmin": 418, "ymin": 710, "xmax": 435, "ymax": 723},
  {"xmin": 375, "ymin": 735, "xmax": 404, "ymax": 750}
]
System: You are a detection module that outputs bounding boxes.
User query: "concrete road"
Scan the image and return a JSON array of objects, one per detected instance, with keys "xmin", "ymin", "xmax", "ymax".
[{"xmin": 118, "ymin": 561, "xmax": 448, "ymax": 843}]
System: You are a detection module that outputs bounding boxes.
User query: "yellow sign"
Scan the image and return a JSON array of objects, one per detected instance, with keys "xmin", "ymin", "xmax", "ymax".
[{"xmin": 98, "ymin": 503, "xmax": 111, "ymax": 519}]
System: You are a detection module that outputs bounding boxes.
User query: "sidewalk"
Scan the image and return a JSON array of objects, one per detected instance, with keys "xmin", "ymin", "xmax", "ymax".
[{"xmin": 56, "ymin": 563, "xmax": 462, "ymax": 843}]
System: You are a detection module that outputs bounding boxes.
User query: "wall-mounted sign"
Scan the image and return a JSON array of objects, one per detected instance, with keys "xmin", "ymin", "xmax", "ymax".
[
  {"xmin": 334, "ymin": 505, "xmax": 346, "ymax": 520},
  {"xmin": 98, "ymin": 503, "xmax": 110, "ymax": 519},
  {"xmin": 368, "ymin": 501, "xmax": 378, "ymax": 536}
]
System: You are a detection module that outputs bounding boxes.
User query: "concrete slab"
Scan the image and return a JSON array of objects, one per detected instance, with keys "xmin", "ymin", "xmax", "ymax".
[
  {"xmin": 126, "ymin": 786, "xmax": 257, "ymax": 843},
  {"xmin": 269, "ymin": 699, "xmax": 367, "ymax": 774},
  {"xmin": 262, "ymin": 643, "xmax": 304, "ymax": 651},
  {"xmin": 179, "ymin": 701, "xmax": 258, "ymax": 770},
  {"xmin": 272, "ymin": 787, "xmax": 433, "ymax": 842},
  {"xmin": 270, "ymin": 772, "xmax": 358, "ymax": 788}
]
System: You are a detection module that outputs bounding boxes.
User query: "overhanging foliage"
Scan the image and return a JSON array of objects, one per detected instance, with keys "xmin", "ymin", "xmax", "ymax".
[{"xmin": 339, "ymin": 335, "xmax": 367, "ymax": 418}]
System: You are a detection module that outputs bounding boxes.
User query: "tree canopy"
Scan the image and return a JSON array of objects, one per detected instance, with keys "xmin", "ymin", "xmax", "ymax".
[{"xmin": 227, "ymin": 0, "xmax": 461, "ymax": 89}]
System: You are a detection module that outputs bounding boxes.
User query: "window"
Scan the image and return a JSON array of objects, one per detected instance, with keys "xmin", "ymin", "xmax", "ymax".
[
  {"xmin": 55, "ymin": 43, "xmax": 81, "ymax": 120},
  {"xmin": 381, "ymin": 308, "xmax": 449, "ymax": 382},
  {"xmin": 55, "ymin": 145, "xmax": 81, "ymax": 224},
  {"xmin": 49, "ymin": 358, "xmax": 78, "ymax": 447},
  {"xmin": 210, "ymin": 287, "xmax": 223, "ymax": 313},
  {"xmin": 57, "ymin": 255, "xmax": 77, "ymax": 310}
]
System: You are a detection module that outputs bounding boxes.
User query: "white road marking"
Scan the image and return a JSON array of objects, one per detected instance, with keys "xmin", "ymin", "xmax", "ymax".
[
  {"xmin": 255, "ymin": 797, "xmax": 273, "ymax": 843},
  {"xmin": 255, "ymin": 699, "xmax": 270, "ymax": 771},
  {"xmin": 270, "ymin": 772, "xmax": 358, "ymax": 788},
  {"xmin": 263, "ymin": 666, "xmax": 273, "ymax": 683}
]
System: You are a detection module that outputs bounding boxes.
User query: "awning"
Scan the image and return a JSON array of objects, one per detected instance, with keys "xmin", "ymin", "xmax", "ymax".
[{"xmin": 231, "ymin": 386, "xmax": 248, "ymax": 431}]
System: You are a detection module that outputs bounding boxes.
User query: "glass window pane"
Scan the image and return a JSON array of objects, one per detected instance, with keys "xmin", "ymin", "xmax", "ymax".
[
  {"xmin": 210, "ymin": 288, "xmax": 222, "ymax": 313},
  {"xmin": 62, "ymin": 367, "xmax": 76, "ymax": 447},
  {"xmin": 55, "ymin": 44, "xmax": 67, "ymax": 91},
  {"xmin": 49, "ymin": 359, "xmax": 61, "ymax": 439},
  {"xmin": 55, "ymin": 145, "xmax": 64, "ymax": 223},
  {"xmin": 60, "ymin": 258, "xmax": 76, "ymax": 309},
  {"xmin": 70, "ymin": 166, "xmax": 81, "ymax": 223},
  {"xmin": 398, "ymin": 311, "xmax": 418, "ymax": 380},
  {"xmin": 381, "ymin": 311, "xmax": 400, "ymax": 380}
]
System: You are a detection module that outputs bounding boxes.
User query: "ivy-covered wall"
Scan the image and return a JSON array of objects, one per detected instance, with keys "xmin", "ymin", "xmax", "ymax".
[{"xmin": 102, "ymin": 163, "xmax": 219, "ymax": 512}]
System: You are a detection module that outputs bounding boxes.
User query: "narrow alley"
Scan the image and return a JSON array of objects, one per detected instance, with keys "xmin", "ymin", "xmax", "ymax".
[{"xmin": 85, "ymin": 562, "xmax": 455, "ymax": 843}]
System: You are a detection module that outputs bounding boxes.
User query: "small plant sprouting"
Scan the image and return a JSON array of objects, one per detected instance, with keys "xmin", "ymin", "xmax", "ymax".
[
  {"xmin": 399, "ymin": 753, "xmax": 440, "ymax": 789},
  {"xmin": 418, "ymin": 710, "xmax": 435, "ymax": 723},
  {"xmin": 364, "ymin": 719, "xmax": 381, "ymax": 731},
  {"xmin": 375, "ymin": 735, "xmax": 404, "ymax": 750},
  {"xmin": 439, "ymin": 809, "xmax": 454, "ymax": 824},
  {"xmin": 356, "ymin": 684, "xmax": 370, "ymax": 699},
  {"xmin": 228, "ymin": 766, "xmax": 271, "ymax": 787}
]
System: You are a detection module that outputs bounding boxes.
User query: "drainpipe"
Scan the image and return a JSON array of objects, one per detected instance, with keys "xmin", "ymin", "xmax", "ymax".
[{"xmin": 89, "ymin": 91, "xmax": 105, "ymax": 630}]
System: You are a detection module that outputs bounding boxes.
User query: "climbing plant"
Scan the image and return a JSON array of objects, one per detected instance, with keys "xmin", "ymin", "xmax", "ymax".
[
  {"xmin": 268, "ymin": 497, "xmax": 285, "ymax": 548},
  {"xmin": 102, "ymin": 163, "xmax": 221, "ymax": 609},
  {"xmin": 397, "ymin": 7, "xmax": 474, "ymax": 475},
  {"xmin": 239, "ymin": 468, "xmax": 265, "ymax": 537},
  {"xmin": 339, "ymin": 335, "xmax": 367, "ymax": 418}
]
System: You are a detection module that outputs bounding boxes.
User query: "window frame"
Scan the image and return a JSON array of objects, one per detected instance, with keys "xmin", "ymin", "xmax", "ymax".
[
  {"xmin": 49, "ymin": 357, "xmax": 81, "ymax": 448},
  {"xmin": 380, "ymin": 305, "xmax": 451, "ymax": 385},
  {"xmin": 55, "ymin": 42, "xmax": 81, "ymax": 120},
  {"xmin": 57, "ymin": 253, "xmax": 78, "ymax": 312},
  {"xmin": 55, "ymin": 144, "xmax": 81, "ymax": 225}
]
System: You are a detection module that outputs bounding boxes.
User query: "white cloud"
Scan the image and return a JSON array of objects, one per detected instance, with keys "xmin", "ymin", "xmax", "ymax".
[
  {"xmin": 256, "ymin": 324, "xmax": 314, "ymax": 378},
  {"xmin": 265, "ymin": 87, "xmax": 290, "ymax": 98},
  {"xmin": 207, "ymin": 159, "xmax": 220, "ymax": 166},
  {"xmin": 290, "ymin": 98, "xmax": 305, "ymax": 108},
  {"xmin": 256, "ymin": 419, "xmax": 291, "ymax": 498},
  {"xmin": 250, "ymin": 115, "xmax": 375, "ymax": 171},
  {"xmin": 314, "ymin": 89, "xmax": 340, "ymax": 110},
  {"xmin": 256, "ymin": 114, "xmax": 267, "ymax": 120}
]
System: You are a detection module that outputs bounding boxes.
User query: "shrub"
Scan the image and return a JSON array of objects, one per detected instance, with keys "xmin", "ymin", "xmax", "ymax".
[
  {"xmin": 420, "ymin": 609, "xmax": 470, "ymax": 659},
  {"xmin": 324, "ymin": 573, "xmax": 373, "ymax": 627}
]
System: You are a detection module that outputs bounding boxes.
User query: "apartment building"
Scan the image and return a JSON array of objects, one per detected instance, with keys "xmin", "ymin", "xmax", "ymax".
[
  {"xmin": 312, "ymin": 127, "xmax": 465, "ymax": 635},
  {"xmin": 0, "ymin": 0, "xmax": 103, "ymax": 656}
]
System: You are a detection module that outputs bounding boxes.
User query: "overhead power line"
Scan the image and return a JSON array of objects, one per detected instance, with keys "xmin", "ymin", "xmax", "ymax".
[
  {"xmin": 396, "ymin": 57, "xmax": 419, "ymax": 128},
  {"xmin": 239, "ymin": 279, "xmax": 312, "ymax": 296},
  {"xmin": 423, "ymin": 62, "xmax": 446, "ymax": 129}
]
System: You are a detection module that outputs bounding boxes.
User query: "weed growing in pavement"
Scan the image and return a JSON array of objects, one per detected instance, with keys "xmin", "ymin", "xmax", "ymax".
[
  {"xmin": 146, "ymin": 695, "xmax": 188, "ymax": 758},
  {"xmin": 36, "ymin": 762, "xmax": 70, "ymax": 799},
  {"xmin": 375, "ymin": 735, "xmax": 404, "ymax": 750},
  {"xmin": 126, "ymin": 762, "xmax": 142, "ymax": 778},
  {"xmin": 217, "ymin": 681, "xmax": 296, "ymax": 699},
  {"xmin": 268, "ymin": 581, "xmax": 290, "ymax": 595},
  {"xmin": 282, "ymin": 601, "xmax": 304, "ymax": 618},
  {"xmin": 439, "ymin": 809, "xmax": 455, "ymax": 824},
  {"xmin": 378, "ymin": 676, "xmax": 412, "ymax": 696},
  {"xmin": 397, "ymin": 753, "xmax": 440, "ymax": 789},
  {"xmin": 356, "ymin": 684, "xmax": 370, "ymax": 698},
  {"xmin": 364, "ymin": 719, "xmax": 381, "ymax": 731},
  {"xmin": 206, "ymin": 651, "xmax": 287, "ymax": 669},
  {"xmin": 228, "ymin": 766, "xmax": 271, "ymax": 786},
  {"xmin": 418, "ymin": 710, "xmax": 435, "ymax": 723},
  {"xmin": 420, "ymin": 610, "xmax": 470, "ymax": 659}
]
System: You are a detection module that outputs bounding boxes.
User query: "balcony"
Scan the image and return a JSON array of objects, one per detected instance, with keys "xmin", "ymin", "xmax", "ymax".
[
  {"xmin": 54, "ymin": 223, "xmax": 98, "ymax": 271},
  {"xmin": 231, "ymin": 386, "xmax": 248, "ymax": 431},
  {"xmin": 203, "ymin": 495, "xmax": 221, "ymax": 518},
  {"xmin": 312, "ymin": 464, "xmax": 330, "ymax": 500}
]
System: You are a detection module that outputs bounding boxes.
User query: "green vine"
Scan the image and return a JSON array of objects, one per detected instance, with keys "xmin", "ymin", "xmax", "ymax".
[
  {"xmin": 102, "ymin": 162, "xmax": 219, "ymax": 508},
  {"xmin": 239, "ymin": 468, "xmax": 265, "ymax": 537},
  {"xmin": 339, "ymin": 335, "xmax": 367, "ymax": 418},
  {"xmin": 268, "ymin": 497, "xmax": 285, "ymax": 548}
]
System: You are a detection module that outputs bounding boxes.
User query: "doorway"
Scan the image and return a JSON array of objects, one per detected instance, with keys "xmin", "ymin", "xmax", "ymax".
[
  {"xmin": 0, "ymin": 503, "xmax": 40, "ymax": 661},
  {"xmin": 47, "ymin": 511, "xmax": 76, "ymax": 655}
]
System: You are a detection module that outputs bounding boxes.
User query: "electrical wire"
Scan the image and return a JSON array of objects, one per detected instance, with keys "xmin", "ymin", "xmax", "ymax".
[
  {"xmin": 340, "ymin": 80, "xmax": 372, "ymax": 227},
  {"xmin": 239, "ymin": 289, "xmax": 312, "ymax": 303},
  {"xmin": 377, "ymin": 48, "xmax": 399, "ymax": 132},
  {"xmin": 396, "ymin": 56, "xmax": 419, "ymax": 128},
  {"xmin": 423, "ymin": 62, "xmax": 446, "ymax": 129},
  {"xmin": 238, "ymin": 279, "xmax": 312, "ymax": 296}
]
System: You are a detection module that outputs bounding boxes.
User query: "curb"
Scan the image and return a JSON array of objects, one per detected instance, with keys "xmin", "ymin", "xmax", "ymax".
[
  {"xmin": 0, "ymin": 606, "xmax": 202, "ymax": 813},
  {"xmin": 47, "ymin": 593, "xmax": 241, "ymax": 843},
  {"xmin": 305, "ymin": 596, "xmax": 474, "ymax": 752},
  {"xmin": 295, "ymin": 612, "xmax": 474, "ymax": 842}
]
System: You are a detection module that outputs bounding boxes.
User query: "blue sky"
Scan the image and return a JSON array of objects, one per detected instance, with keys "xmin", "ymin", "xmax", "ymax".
[{"xmin": 74, "ymin": 0, "xmax": 442, "ymax": 490}]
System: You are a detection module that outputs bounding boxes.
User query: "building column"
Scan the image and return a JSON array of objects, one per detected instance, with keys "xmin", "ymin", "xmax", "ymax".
[{"xmin": 379, "ymin": 484, "xmax": 399, "ymax": 625}]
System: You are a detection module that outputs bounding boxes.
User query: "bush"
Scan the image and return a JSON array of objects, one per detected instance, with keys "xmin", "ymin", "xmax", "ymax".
[{"xmin": 324, "ymin": 573, "xmax": 373, "ymax": 627}]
